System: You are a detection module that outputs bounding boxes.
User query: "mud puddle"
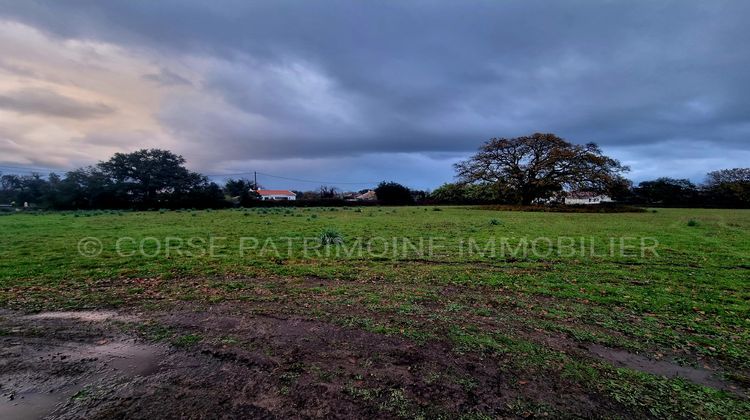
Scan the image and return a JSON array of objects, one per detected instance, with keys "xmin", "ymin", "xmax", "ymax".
[
  {"xmin": 20, "ymin": 310, "xmax": 134, "ymax": 323},
  {"xmin": 0, "ymin": 311, "xmax": 164, "ymax": 420},
  {"xmin": 587, "ymin": 344, "xmax": 744, "ymax": 396}
]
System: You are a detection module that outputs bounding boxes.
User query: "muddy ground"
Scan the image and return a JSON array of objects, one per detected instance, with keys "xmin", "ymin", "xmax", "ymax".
[{"xmin": 0, "ymin": 302, "xmax": 746, "ymax": 419}]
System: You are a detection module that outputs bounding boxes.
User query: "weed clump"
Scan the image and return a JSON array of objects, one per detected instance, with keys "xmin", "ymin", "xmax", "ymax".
[
  {"xmin": 319, "ymin": 228, "xmax": 343, "ymax": 245},
  {"xmin": 687, "ymin": 219, "xmax": 699, "ymax": 227}
]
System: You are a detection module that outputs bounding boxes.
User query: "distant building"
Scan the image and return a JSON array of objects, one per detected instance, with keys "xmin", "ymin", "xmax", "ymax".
[
  {"xmin": 256, "ymin": 189, "xmax": 297, "ymax": 201},
  {"xmin": 356, "ymin": 190, "xmax": 377, "ymax": 201},
  {"xmin": 564, "ymin": 191, "xmax": 613, "ymax": 205},
  {"xmin": 342, "ymin": 191, "xmax": 358, "ymax": 201}
]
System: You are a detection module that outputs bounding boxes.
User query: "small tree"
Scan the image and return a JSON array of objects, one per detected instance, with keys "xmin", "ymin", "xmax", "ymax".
[
  {"xmin": 455, "ymin": 133, "xmax": 629, "ymax": 205},
  {"xmin": 319, "ymin": 185, "xmax": 339, "ymax": 199},
  {"xmin": 224, "ymin": 178, "xmax": 260, "ymax": 206},
  {"xmin": 431, "ymin": 183, "xmax": 468, "ymax": 203},
  {"xmin": 224, "ymin": 178, "xmax": 259, "ymax": 196},
  {"xmin": 375, "ymin": 181, "xmax": 413, "ymax": 204}
]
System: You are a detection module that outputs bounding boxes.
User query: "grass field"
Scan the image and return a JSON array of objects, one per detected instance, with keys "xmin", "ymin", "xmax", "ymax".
[{"xmin": 1, "ymin": 207, "xmax": 749, "ymax": 418}]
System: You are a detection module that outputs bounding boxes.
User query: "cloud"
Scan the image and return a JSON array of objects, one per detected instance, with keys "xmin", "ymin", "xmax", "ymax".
[
  {"xmin": 143, "ymin": 68, "xmax": 192, "ymax": 86},
  {"xmin": 0, "ymin": 88, "xmax": 115, "ymax": 119},
  {"xmin": 0, "ymin": 1, "xmax": 748, "ymax": 186}
]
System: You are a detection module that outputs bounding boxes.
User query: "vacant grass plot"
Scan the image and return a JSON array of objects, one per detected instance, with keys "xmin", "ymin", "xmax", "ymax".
[{"xmin": 0, "ymin": 207, "xmax": 748, "ymax": 418}]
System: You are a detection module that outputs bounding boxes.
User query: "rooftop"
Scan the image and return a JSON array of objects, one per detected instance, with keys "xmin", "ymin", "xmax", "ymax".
[{"xmin": 256, "ymin": 189, "xmax": 296, "ymax": 196}]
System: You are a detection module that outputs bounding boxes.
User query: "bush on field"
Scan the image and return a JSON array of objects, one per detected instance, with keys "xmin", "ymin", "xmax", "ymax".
[{"xmin": 319, "ymin": 229, "xmax": 343, "ymax": 245}]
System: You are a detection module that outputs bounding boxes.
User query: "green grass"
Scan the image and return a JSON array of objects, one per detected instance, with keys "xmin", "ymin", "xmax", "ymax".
[{"xmin": 1, "ymin": 206, "xmax": 749, "ymax": 416}]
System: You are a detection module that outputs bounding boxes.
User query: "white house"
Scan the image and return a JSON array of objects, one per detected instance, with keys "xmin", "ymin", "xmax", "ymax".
[
  {"xmin": 355, "ymin": 190, "xmax": 377, "ymax": 201},
  {"xmin": 256, "ymin": 189, "xmax": 297, "ymax": 201},
  {"xmin": 564, "ymin": 191, "xmax": 613, "ymax": 205}
]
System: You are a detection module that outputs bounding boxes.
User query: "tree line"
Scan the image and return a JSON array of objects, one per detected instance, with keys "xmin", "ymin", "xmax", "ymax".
[
  {"xmin": 431, "ymin": 173, "xmax": 750, "ymax": 208},
  {"xmin": 1, "ymin": 136, "xmax": 748, "ymax": 210},
  {"xmin": 436, "ymin": 133, "xmax": 749, "ymax": 208},
  {"xmin": 0, "ymin": 150, "xmax": 423, "ymax": 210},
  {"xmin": 0, "ymin": 150, "xmax": 227, "ymax": 210}
]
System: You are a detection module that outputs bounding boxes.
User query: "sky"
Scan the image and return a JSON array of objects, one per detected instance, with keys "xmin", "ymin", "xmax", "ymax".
[{"xmin": 0, "ymin": 1, "xmax": 748, "ymax": 191}]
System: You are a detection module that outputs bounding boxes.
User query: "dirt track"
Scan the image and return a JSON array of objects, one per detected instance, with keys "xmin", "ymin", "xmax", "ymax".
[
  {"xmin": 0, "ymin": 304, "xmax": 745, "ymax": 419},
  {"xmin": 0, "ymin": 306, "xmax": 601, "ymax": 419}
]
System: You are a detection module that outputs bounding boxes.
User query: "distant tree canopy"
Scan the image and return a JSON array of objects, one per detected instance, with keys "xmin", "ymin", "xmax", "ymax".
[
  {"xmin": 1, "ymin": 148, "xmax": 748, "ymax": 210},
  {"xmin": 223, "ymin": 178, "xmax": 260, "ymax": 206},
  {"xmin": 704, "ymin": 168, "xmax": 750, "ymax": 207},
  {"xmin": 224, "ymin": 178, "xmax": 259, "ymax": 197},
  {"xmin": 96, "ymin": 149, "xmax": 211, "ymax": 208},
  {"xmin": 375, "ymin": 181, "xmax": 413, "ymax": 204},
  {"xmin": 633, "ymin": 178, "xmax": 698, "ymax": 206},
  {"xmin": 455, "ymin": 133, "xmax": 629, "ymax": 205},
  {"xmin": 0, "ymin": 149, "xmax": 228, "ymax": 209},
  {"xmin": 430, "ymin": 182, "xmax": 501, "ymax": 203}
]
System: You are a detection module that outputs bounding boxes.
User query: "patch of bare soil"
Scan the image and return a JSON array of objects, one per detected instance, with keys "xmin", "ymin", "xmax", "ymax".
[
  {"xmin": 0, "ymin": 305, "xmax": 632, "ymax": 419},
  {"xmin": 138, "ymin": 302, "xmax": 624, "ymax": 418},
  {"xmin": 0, "ymin": 310, "xmax": 164, "ymax": 419},
  {"xmin": 586, "ymin": 344, "xmax": 745, "ymax": 396}
]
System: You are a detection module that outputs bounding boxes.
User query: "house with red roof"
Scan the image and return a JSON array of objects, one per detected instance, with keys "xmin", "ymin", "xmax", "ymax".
[{"xmin": 255, "ymin": 189, "xmax": 297, "ymax": 201}]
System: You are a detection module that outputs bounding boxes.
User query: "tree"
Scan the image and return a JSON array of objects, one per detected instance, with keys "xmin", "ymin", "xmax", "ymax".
[
  {"xmin": 431, "ymin": 183, "xmax": 468, "ymax": 203},
  {"xmin": 455, "ymin": 133, "xmax": 629, "ymax": 205},
  {"xmin": 319, "ymin": 186, "xmax": 339, "ymax": 199},
  {"xmin": 410, "ymin": 189, "xmax": 428, "ymax": 203},
  {"xmin": 634, "ymin": 178, "xmax": 698, "ymax": 206},
  {"xmin": 224, "ymin": 178, "xmax": 259, "ymax": 197},
  {"xmin": 180, "ymin": 181, "xmax": 229, "ymax": 209},
  {"xmin": 224, "ymin": 178, "xmax": 260, "ymax": 206},
  {"xmin": 705, "ymin": 168, "xmax": 750, "ymax": 207},
  {"xmin": 97, "ymin": 149, "xmax": 208, "ymax": 208},
  {"xmin": 431, "ymin": 182, "xmax": 508, "ymax": 204},
  {"xmin": 605, "ymin": 177, "xmax": 634, "ymax": 202},
  {"xmin": 55, "ymin": 167, "xmax": 114, "ymax": 209},
  {"xmin": 706, "ymin": 168, "xmax": 750, "ymax": 186},
  {"xmin": 374, "ymin": 181, "xmax": 413, "ymax": 204},
  {"xmin": 0, "ymin": 173, "xmax": 53, "ymax": 207}
]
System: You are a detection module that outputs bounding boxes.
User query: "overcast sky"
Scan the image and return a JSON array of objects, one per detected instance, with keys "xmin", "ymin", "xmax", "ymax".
[{"xmin": 0, "ymin": 1, "xmax": 748, "ymax": 190}]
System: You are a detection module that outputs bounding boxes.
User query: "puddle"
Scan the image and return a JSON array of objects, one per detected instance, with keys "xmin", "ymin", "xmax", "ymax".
[
  {"xmin": 588, "ymin": 344, "xmax": 742, "ymax": 394},
  {"xmin": 0, "ymin": 339, "xmax": 164, "ymax": 419},
  {"xmin": 22, "ymin": 310, "xmax": 132, "ymax": 322},
  {"xmin": 94, "ymin": 342, "xmax": 163, "ymax": 376}
]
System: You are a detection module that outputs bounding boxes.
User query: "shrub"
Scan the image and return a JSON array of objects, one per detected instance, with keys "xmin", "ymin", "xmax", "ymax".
[
  {"xmin": 319, "ymin": 229, "xmax": 343, "ymax": 245},
  {"xmin": 687, "ymin": 219, "xmax": 699, "ymax": 227}
]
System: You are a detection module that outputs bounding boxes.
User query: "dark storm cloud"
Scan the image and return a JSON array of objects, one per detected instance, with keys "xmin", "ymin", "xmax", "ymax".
[
  {"xmin": 143, "ymin": 68, "xmax": 192, "ymax": 86},
  {"xmin": 0, "ymin": 88, "xmax": 115, "ymax": 119},
  {"xmin": 1, "ymin": 0, "xmax": 749, "ymax": 183}
]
